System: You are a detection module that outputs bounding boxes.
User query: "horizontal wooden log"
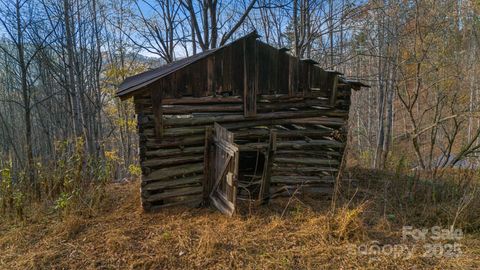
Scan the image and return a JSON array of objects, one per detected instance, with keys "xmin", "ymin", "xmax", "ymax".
[
  {"xmin": 142, "ymin": 126, "xmax": 206, "ymax": 137},
  {"xmin": 134, "ymin": 98, "xmax": 153, "ymax": 105},
  {"xmin": 146, "ymin": 135, "xmax": 205, "ymax": 149},
  {"xmin": 156, "ymin": 100, "xmax": 339, "ymax": 115},
  {"xmin": 275, "ymin": 150, "xmax": 342, "ymax": 157},
  {"xmin": 239, "ymin": 139, "xmax": 344, "ymax": 151},
  {"xmin": 274, "ymin": 157, "xmax": 340, "ymax": 166},
  {"xmin": 162, "ymin": 96, "xmax": 242, "ymax": 105},
  {"xmin": 290, "ymin": 117, "xmax": 346, "ymax": 127},
  {"xmin": 259, "ymin": 94, "xmax": 305, "ymax": 101},
  {"xmin": 270, "ymin": 176, "xmax": 335, "ymax": 184},
  {"xmin": 142, "ymin": 155, "xmax": 203, "ymax": 168},
  {"xmin": 162, "ymin": 104, "xmax": 243, "ymax": 114},
  {"xmin": 163, "ymin": 110, "xmax": 341, "ymax": 127},
  {"xmin": 234, "ymin": 128, "xmax": 333, "ymax": 140},
  {"xmin": 146, "ymin": 146, "xmax": 205, "ymax": 158},
  {"xmin": 141, "ymin": 95, "xmax": 330, "ymax": 108},
  {"xmin": 146, "ymin": 187, "xmax": 203, "ymax": 202},
  {"xmin": 145, "ymin": 163, "xmax": 204, "ymax": 182},
  {"xmin": 143, "ymin": 118, "xmax": 337, "ymax": 139},
  {"xmin": 272, "ymin": 166, "xmax": 339, "ymax": 174},
  {"xmin": 143, "ymin": 175, "xmax": 203, "ymax": 191},
  {"xmin": 257, "ymin": 99, "xmax": 332, "ymax": 111}
]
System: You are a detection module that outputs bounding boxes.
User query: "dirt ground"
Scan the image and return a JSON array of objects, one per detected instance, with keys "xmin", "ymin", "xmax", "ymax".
[{"xmin": 1, "ymin": 174, "xmax": 479, "ymax": 269}]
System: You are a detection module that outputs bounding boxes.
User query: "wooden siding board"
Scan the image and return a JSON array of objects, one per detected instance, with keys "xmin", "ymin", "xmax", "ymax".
[
  {"xmin": 150, "ymin": 87, "xmax": 163, "ymax": 138},
  {"xmin": 277, "ymin": 50, "xmax": 289, "ymax": 94},
  {"xmin": 243, "ymin": 37, "xmax": 257, "ymax": 117}
]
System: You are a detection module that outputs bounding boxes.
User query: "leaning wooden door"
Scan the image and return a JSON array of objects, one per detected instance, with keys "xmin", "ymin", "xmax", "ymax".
[{"xmin": 208, "ymin": 123, "xmax": 239, "ymax": 216}]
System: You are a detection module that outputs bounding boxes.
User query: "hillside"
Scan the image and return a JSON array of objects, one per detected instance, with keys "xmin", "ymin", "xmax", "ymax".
[{"xmin": 1, "ymin": 170, "xmax": 479, "ymax": 269}]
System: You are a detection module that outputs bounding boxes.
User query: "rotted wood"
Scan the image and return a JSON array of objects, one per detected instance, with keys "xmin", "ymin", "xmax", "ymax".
[
  {"xmin": 275, "ymin": 150, "xmax": 343, "ymax": 158},
  {"xmin": 239, "ymin": 139, "xmax": 344, "ymax": 151},
  {"xmin": 146, "ymin": 146, "xmax": 205, "ymax": 158},
  {"xmin": 163, "ymin": 110, "xmax": 342, "ymax": 127},
  {"xmin": 209, "ymin": 123, "xmax": 239, "ymax": 216},
  {"xmin": 143, "ymin": 126, "xmax": 206, "ymax": 137},
  {"xmin": 257, "ymin": 99, "xmax": 332, "ymax": 111},
  {"xmin": 272, "ymin": 166, "xmax": 339, "ymax": 174},
  {"xmin": 134, "ymin": 97, "xmax": 152, "ymax": 105},
  {"xmin": 289, "ymin": 117, "xmax": 346, "ymax": 127},
  {"xmin": 156, "ymin": 99, "xmax": 334, "ymax": 114},
  {"xmin": 146, "ymin": 186, "xmax": 203, "ymax": 202},
  {"xmin": 329, "ymin": 74, "xmax": 339, "ymax": 107},
  {"xmin": 143, "ymin": 119, "xmax": 335, "ymax": 139},
  {"xmin": 143, "ymin": 175, "xmax": 203, "ymax": 192},
  {"xmin": 145, "ymin": 135, "xmax": 205, "ymax": 149},
  {"xmin": 162, "ymin": 96, "xmax": 242, "ymax": 105},
  {"xmin": 234, "ymin": 128, "xmax": 333, "ymax": 140},
  {"xmin": 274, "ymin": 157, "xmax": 340, "ymax": 166},
  {"xmin": 258, "ymin": 130, "xmax": 276, "ymax": 203},
  {"xmin": 145, "ymin": 163, "xmax": 204, "ymax": 182},
  {"xmin": 162, "ymin": 104, "xmax": 243, "ymax": 114},
  {"xmin": 270, "ymin": 176, "xmax": 335, "ymax": 184},
  {"xmin": 141, "ymin": 155, "xmax": 204, "ymax": 168},
  {"xmin": 203, "ymin": 126, "xmax": 213, "ymax": 205},
  {"xmin": 151, "ymin": 89, "xmax": 163, "ymax": 138},
  {"xmin": 243, "ymin": 36, "xmax": 257, "ymax": 117}
]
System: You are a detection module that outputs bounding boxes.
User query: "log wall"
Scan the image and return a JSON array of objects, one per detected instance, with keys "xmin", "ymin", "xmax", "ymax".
[
  {"xmin": 134, "ymin": 78, "xmax": 354, "ymax": 211},
  {"xmin": 126, "ymin": 35, "xmax": 360, "ymax": 211}
]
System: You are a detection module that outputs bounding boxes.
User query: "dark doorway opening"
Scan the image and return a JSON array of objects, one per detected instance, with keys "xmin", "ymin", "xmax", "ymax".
[{"xmin": 237, "ymin": 150, "xmax": 265, "ymax": 200}]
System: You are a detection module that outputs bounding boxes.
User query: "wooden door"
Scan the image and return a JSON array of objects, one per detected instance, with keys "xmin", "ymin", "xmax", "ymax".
[{"xmin": 208, "ymin": 123, "xmax": 239, "ymax": 216}]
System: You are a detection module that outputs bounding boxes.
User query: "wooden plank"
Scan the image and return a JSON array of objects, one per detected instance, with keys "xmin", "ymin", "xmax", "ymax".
[
  {"xmin": 231, "ymin": 40, "xmax": 244, "ymax": 96},
  {"xmin": 270, "ymin": 45, "xmax": 278, "ymax": 94},
  {"xmin": 207, "ymin": 54, "xmax": 216, "ymax": 96},
  {"xmin": 162, "ymin": 104, "xmax": 243, "ymax": 114},
  {"xmin": 145, "ymin": 163, "xmax": 204, "ymax": 182},
  {"xmin": 143, "ymin": 175, "xmax": 203, "ymax": 191},
  {"xmin": 329, "ymin": 73, "xmax": 339, "ymax": 106},
  {"xmin": 163, "ymin": 110, "xmax": 342, "ymax": 127},
  {"xmin": 145, "ymin": 135, "xmax": 205, "ymax": 149},
  {"xmin": 288, "ymin": 55, "xmax": 299, "ymax": 96},
  {"xmin": 239, "ymin": 139, "xmax": 344, "ymax": 151},
  {"xmin": 203, "ymin": 126, "xmax": 213, "ymax": 205},
  {"xmin": 144, "ymin": 121, "xmax": 333, "ymax": 139},
  {"xmin": 151, "ymin": 88, "xmax": 163, "ymax": 138},
  {"xmin": 146, "ymin": 146, "xmax": 205, "ymax": 158},
  {"xmin": 162, "ymin": 97, "xmax": 242, "ymax": 105},
  {"xmin": 274, "ymin": 157, "xmax": 340, "ymax": 166},
  {"xmin": 209, "ymin": 123, "xmax": 239, "ymax": 216},
  {"xmin": 270, "ymin": 176, "xmax": 335, "ymax": 184},
  {"xmin": 243, "ymin": 36, "xmax": 257, "ymax": 117},
  {"xmin": 141, "ymin": 155, "xmax": 204, "ymax": 168},
  {"xmin": 258, "ymin": 130, "xmax": 276, "ymax": 203},
  {"xmin": 277, "ymin": 50, "xmax": 289, "ymax": 94},
  {"xmin": 146, "ymin": 186, "xmax": 203, "ymax": 202},
  {"xmin": 272, "ymin": 166, "xmax": 339, "ymax": 174}
]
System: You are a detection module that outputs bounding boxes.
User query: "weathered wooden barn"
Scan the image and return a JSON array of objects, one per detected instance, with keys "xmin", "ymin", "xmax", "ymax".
[{"xmin": 117, "ymin": 31, "xmax": 367, "ymax": 214}]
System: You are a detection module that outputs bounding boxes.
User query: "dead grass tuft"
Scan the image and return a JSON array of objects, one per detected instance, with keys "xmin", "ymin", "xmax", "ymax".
[
  {"xmin": 54, "ymin": 216, "xmax": 87, "ymax": 240},
  {"xmin": 331, "ymin": 202, "xmax": 368, "ymax": 241}
]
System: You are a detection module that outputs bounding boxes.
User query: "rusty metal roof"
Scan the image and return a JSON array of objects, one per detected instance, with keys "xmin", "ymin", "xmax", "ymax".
[{"xmin": 117, "ymin": 31, "xmax": 259, "ymax": 98}]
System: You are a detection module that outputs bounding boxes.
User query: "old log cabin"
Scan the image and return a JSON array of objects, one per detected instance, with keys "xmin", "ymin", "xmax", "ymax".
[{"xmin": 117, "ymin": 31, "xmax": 367, "ymax": 215}]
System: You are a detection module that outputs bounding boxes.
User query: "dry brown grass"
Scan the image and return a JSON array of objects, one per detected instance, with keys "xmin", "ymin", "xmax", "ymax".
[{"xmin": 1, "ymin": 169, "xmax": 479, "ymax": 269}]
